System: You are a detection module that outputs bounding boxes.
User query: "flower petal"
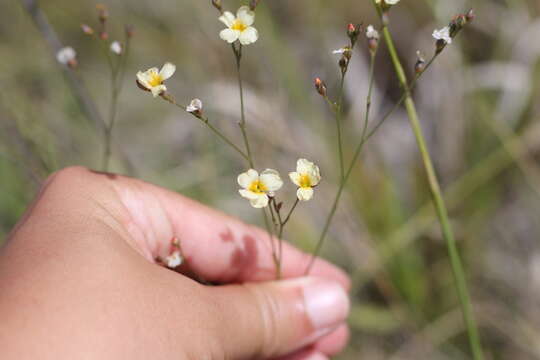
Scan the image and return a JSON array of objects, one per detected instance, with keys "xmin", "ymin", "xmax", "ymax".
[
  {"xmin": 289, "ymin": 172, "xmax": 301, "ymax": 187},
  {"xmin": 239, "ymin": 189, "xmax": 259, "ymax": 200},
  {"xmin": 136, "ymin": 71, "xmax": 151, "ymax": 89},
  {"xmin": 297, "ymin": 187, "xmax": 314, "ymax": 201},
  {"xmin": 238, "ymin": 169, "xmax": 259, "ymax": 189},
  {"xmin": 151, "ymin": 85, "xmax": 166, "ymax": 97},
  {"xmin": 260, "ymin": 169, "xmax": 283, "ymax": 192},
  {"xmin": 238, "ymin": 26, "xmax": 258, "ymax": 45},
  {"xmin": 250, "ymin": 194, "xmax": 269, "ymax": 208},
  {"xmin": 159, "ymin": 62, "xmax": 176, "ymax": 80},
  {"xmin": 219, "ymin": 11, "xmax": 236, "ymax": 27},
  {"xmin": 220, "ymin": 28, "xmax": 240, "ymax": 43},
  {"xmin": 297, "ymin": 158, "xmax": 314, "ymax": 174},
  {"xmin": 237, "ymin": 6, "xmax": 255, "ymax": 26}
]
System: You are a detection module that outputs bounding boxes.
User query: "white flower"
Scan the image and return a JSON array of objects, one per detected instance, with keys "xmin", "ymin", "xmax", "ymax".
[
  {"xmin": 56, "ymin": 46, "xmax": 76, "ymax": 65},
  {"xmin": 366, "ymin": 25, "xmax": 379, "ymax": 40},
  {"xmin": 333, "ymin": 48, "xmax": 346, "ymax": 55},
  {"xmin": 165, "ymin": 250, "xmax": 183, "ymax": 268},
  {"xmin": 219, "ymin": 6, "xmax": 259, "ymax": 45},
  {"xmin": 186, "ymin": 98, "xmax": 202, "ymax": 113},
  {"xmin": 375, "ymin": 0, "xmax": 400, "ymax": 5},
  {"xmin": 136, "ymin": 63, "xmax": 176, "ymax": 97},
  {"xmin": 238, "ymin": 169, "xmax": 283, "ymax": 208},
  {"xmin": 110, "ymin": 41, "xmax": 122, "ymax": 55},
  {"xmin": 432, "ymin": 26, "xmax": 452, "ymax": 44},
  {"xmin": 289, "ymin": 159, "xmax": 321, "ymax": 201}
]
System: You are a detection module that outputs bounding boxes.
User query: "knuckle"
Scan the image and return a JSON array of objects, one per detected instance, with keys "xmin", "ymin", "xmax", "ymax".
[{"xmin": 242, "ymin": 283, "xmax": 282, "ymax": 358}]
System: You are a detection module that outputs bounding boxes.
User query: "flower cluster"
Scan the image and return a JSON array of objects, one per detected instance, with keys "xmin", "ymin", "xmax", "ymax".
[
  {"xmin": 432, "ymin": 9, "xmax": 475, "ymax": 53},
  {"xmin": 238, "ymin": 159, "xmax": 321, "ymax": 208}
]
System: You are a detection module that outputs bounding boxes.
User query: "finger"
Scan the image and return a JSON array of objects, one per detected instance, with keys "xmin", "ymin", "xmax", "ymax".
[
  {"xmin": 276, "ymin": 349, "xmax": 329, "ymax": 360},
  {"xmin": 208, "ymin": 276, "xmax": 349, "ymax": 359},
  {"xmin": 70, "ymin": 167, "xmax": 350, "ymax": 287},
  {"xmin": 312, "ymin": 324, "xmax": 349, "ymax": 356}
]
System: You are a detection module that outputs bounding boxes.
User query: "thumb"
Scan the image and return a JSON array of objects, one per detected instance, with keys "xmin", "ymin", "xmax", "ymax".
[{"xmin": 208, "ymin": 277, "xmax": 350, "ymax": 359}]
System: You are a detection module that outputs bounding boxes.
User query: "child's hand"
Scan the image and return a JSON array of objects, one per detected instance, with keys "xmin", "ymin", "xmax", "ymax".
[{"xmin": 0, "ymin": 167, "xmax": 350, "ymax": 360}]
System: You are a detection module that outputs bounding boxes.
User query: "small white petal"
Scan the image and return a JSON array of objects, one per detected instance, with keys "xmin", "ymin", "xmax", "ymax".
[
  {"xmin": 237, "ymin": 6, "xmax": 255, "ymax": 26},
  {"xmin": 239, "ymin": 189, "xmax": 260, "ymax": 200},
  {"xmin": 219, "ymin": 11, "xmax": 236, "ymax": 27},
  {"xmin": 289, "ymin": 172, "xmax": 301, "ymax": 187},
  {"xmin": 297, "ymin": 187, "xmax": 314, "ymax": 201},
  {"xmin": 159, "ymin": 62, "xmax": 176, "ymax": 80},
  {"xmin": 166, "ymin": 251, "xmax": 183, "ymax": 268},
  {"xmin": 238, "ymin": 27, "xmax": 258, "ymax": 45},
  {"xmin": 186, "ymin": 98, "xmax": 202, "ymax": 113},
  {"xmin": 260, "ymin": 169, "xmax": 283, "ymax": 192},
  {"xmin": 56, "ymin": 46, "xmax": 76, "ymax": 64},
  {"xmin": 238, "ymin": 169, "xmax": 259, "ymax": 189},
  {"xmin": 110, "ymin": 41, "xmax": 122, "ymax": 55},
  {"xmin": 151, "ymin": 84, "xmax": 166, "ymax": 97},
  {"xmin": 333, "ymin": 48, "xmax": 346, "ymax": 54},
  {"xmin": 250, "ymin": 194, "xmax": 269, "ymax": 208},
  {"xmin": 220, "ymin": 28, "xmax": 240, "ymax": 43}
]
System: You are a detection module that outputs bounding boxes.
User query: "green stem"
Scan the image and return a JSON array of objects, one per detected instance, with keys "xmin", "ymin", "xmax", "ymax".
[
  {"xmin": 361, "ymin": 51, "xmax": 377, "ymax": 141},
  {"xmin": 379, "ymin": 16, "xmax": 484, "ymax": 360},
  {"xmin": 233, "ymin": 44, "xmax": 254, "ymax": 168},
  {"xmin": 163, "ymin": 96, "xmax": 250, "ymax": 162},
  {"xmin": 336, "ymin": 74, "xmax": 346, "ymax": 181}
]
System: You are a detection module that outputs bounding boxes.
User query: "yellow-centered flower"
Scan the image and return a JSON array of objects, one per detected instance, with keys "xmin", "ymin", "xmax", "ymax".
[
  {"xmin": 136, "ymin": 63, "xmax": 176, "ymax": 97},
  {"xmin": 289, "ymin": 159, "xmax": 321, "ymax": 201},
  {"xmin": 219, "ymin": 6, "xmax": 259, "ymax": 45},
  {"xmin": 238, "ymin": 169, "xmax": 283, "ymax": 208}
]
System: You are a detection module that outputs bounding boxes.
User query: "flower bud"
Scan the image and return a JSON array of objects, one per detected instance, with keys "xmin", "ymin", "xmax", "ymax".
[
  {"xmin": 186, "ymin": 98, "xmax": 203, "ymax": 118},
  {"xmin": 99, "ymin": 31, "xmax": 109, "ymax": 40},
  {"xmin": 96, "ymin": 4, "xmax": 108, "ymax": 23},
  {"xmin": 211, "ymin": 0, "xmax": 222, "ymax": 12},
  {"xmin": 466, "ymin": 9, "xmax": 475, "ymax": 23},
  {"xmin": 415, "ymin": 50, "xmax": 426, "ymax": 74},
  {"xmin": 347, "ymin": 23, "xmax": 361, "ymax": 46},
  {"xmin": 249, "ymin": 0, "xmax": 261, "ymax": 11},
  {"xmin": 81, "ymin": 24, "xmax": 94, "ymax": 35},
  {"xmin": 314, "ymin": 78, "xmax": 327, "ymax": 97},
  {"xmin": 339, "ymin": 57, "xmax": 348, "ymax": 75},
  {"xmin": 125, "ymin": 24, "xmax": 135, "ymax": 38}
]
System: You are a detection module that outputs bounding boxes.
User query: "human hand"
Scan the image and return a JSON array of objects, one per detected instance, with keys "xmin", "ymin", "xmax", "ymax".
[{"xmin": 0, "ymin": 167, "xmax": 350, "ymax": 359}]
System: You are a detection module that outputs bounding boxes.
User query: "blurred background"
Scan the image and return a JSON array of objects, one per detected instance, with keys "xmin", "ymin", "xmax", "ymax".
[{"xmin": 2, "ymin": 0, "xmax": 540, "ymax": 358}]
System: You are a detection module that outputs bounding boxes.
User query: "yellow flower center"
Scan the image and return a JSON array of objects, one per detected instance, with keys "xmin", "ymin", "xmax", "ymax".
[
  {"xmin": 298, "ymin": 174, "xmax": 312, "ymax": 188},
  {"xmin": 231, "ymin": 19, "xmax": 248, "ymax": 32},
  {"xmin": 148, "ymin": 72, "xmax": 163, "ymax": 87},
  {"xmin": 248, "ymin": 180, "xmax": 267, "ymax": 194}
]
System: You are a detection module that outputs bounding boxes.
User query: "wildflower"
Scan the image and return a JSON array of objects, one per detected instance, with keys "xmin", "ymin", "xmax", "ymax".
[
  {"xmin": 165, "ymin": 250, "xmax": 183, "ymax": 268},
  {"xmin": 56, "ymin": 46, "xmax": 77, "ymax": 68},
  {"xmin": 219, "ymin": 6, "xmax": 258, "ymax": 45},
  {"xmin": 136, "ymin": 63, "xmax": 176, "ymax": 97},
  {"xmin": 289, "ymin": 159, "xmax": 321, "ymax": 201},
  {"xmin": 110, "ymin": 41, "xmax": 122, "ymax": 55},
  {"xmin": 186, "ymin": 98, "xmax": 203, "ymax": 115},
  {"xmin": 366, "ymin": 25, "xmax": 379, "ymax": 40},
  {"xmin": 432, "ymin": 26, "xmax": 452, "ymax": 45},
  {"xmin": 238, "ymin": 169, "xmax": 283, "ymax": 208}
]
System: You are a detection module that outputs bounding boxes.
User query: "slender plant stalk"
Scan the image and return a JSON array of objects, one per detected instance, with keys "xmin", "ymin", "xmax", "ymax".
[
  {"xmin": 233, "ymin": 44, "xmax": 255, "ymax": 168},
  {"xmin": 336, "ymin": 75, "xmax": 346, "ymax": 180},
  {"xmin": 378, "ymin": 13, "xmax": 484, "ymax": 359},
  {"xmin": 162, "ymin": 95, "xmax": 250, "ymax": 162}
]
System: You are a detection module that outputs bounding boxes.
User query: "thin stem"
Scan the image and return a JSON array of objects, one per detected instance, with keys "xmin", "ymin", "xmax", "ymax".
[
  {"xmin": 162, "ymin": 95, "xmax": 250, "ymax": 162},
  {"xmin": 233, "ymin": 44, "xmax": 254, "ymax": 168},
  {"xmin": 378, "ymin": 12, "xmax": 484, "ymax": 359},
  {"xmin": 262, "ymin": 209, "xmax": 281, "ymax": 279},
  {"xmin": 361, "ymin": 51, "xmax": 377, "ymax": 141},
  {"xmin": 280, "ymin": 198, "xmax": 300, "ymax": 231},
  {"xmin": 336, "ymin": 74, "xmax": 346, "ymax": 181}
]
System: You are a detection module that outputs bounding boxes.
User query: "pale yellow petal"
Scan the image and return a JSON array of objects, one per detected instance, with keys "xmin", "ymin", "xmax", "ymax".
[
  {"xmin": 219, "ymin": 11, "xmax": 236, "ymax": 27},
  {"xmin": 250, "ymin": 194, "xmax": 269, "ymax": 208},
  {"xmin": 237, "ymin": 6, "xmax": 255, "ymax": 26},
  {"xmin": 238, "ymin": 169, "xmax": 259, "ymax": 189},
  {"xmin": 289, "ymin": 172, "xmax": 301, "ymax": 187},
  {"xmin": 220, "ymin": 28, "xmax": 240, "ymax": 43},
  {"xmin": 159, "ymin": 62, "xmax": 176, "ymax": 80},
  {"xmin": 260, "ymin": 169, "xmax": 283, "ymax": 192},
  {"xmin": 238, "ymin": 26, "xmax": 258, "ymax": 45},
  {"xmin": 297, "ymin": 187, "xmax": 314, "ymax": 201}
]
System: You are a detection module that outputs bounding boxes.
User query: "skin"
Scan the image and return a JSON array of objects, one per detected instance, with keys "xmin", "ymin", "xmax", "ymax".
[{"xmin": 0, "ymin": 167, "xmax": 350, "ymax": 360}]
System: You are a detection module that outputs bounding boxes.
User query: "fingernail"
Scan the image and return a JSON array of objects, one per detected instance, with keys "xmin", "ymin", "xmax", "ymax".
[{"xmin": 302, "ymin": 278, "xmax": 350, "ymax": 331}]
